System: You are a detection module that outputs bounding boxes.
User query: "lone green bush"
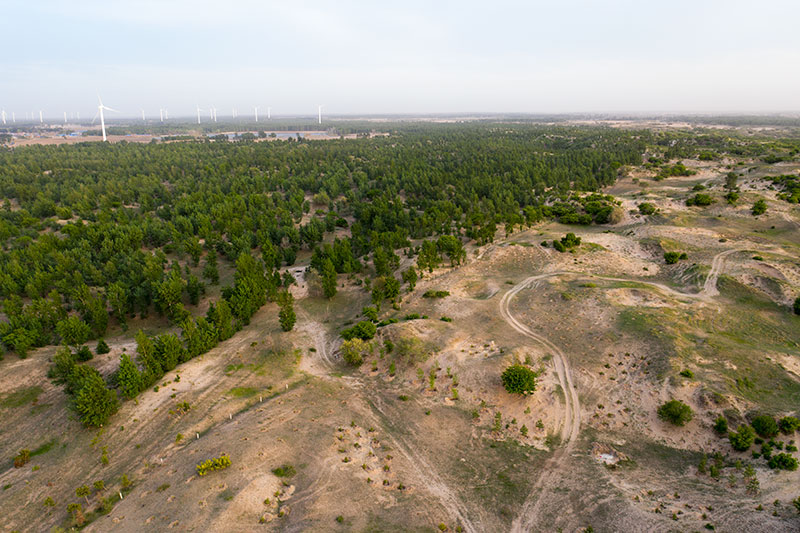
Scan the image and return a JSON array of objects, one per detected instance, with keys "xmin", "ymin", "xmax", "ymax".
[
  {"xmin": 341, "ymin": 321, "xmax": 377, "ymax": 341},
  {"xmin": 501, "ymin": 365, "xmax": 537, "ymax": 395},
  {"xmin": 422, "ymin": 290, "xmax": 450, "ymax": 299},
  {"xmin": 767, "ymin": 453, "xmax": 798, "ymax": 471},
  {"xmin": 271, "ymin": 464, "xmax": 296, "ymax": 477},
  {"xmin": 340, "ymin": 338, "xmax": 370, "ymax": 366},
  {"xmin": 751, "ymin": 199, "xmax": 767, "ymax": 216},
  {"xmin": 657, "ymin": 400, "xmax": 693, "ymax": 426},
  {"xmin": 751, "ymin": 415, "xmax": 779, "ymax": 438},
  {"xmin": 778, "ymin": 416, "xmax": 800, "ymax": 434},
  {"xmin": 713, "ymin": 416, "xmax": 728, "ymax": 435}
]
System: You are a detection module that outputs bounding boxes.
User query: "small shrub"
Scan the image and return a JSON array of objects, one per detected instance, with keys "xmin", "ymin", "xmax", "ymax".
[
  {"xmin": 729, "ymin": 424, "xmax": 756, "ymax": 451},
  {"xmin": 272, "ymin": 464, "xmax": 296, "ymax": 477},
  {"xmin": 778, "ymin": 416, "xmax": 800, "ymax": 434},
  {"xmin": 638, "ymin": 202, "xmax": 657, "ymax": 215},
  {"xmin": 340, "ymin": 321, "xmax": 376, "ymax": 341},
  {"xmin": 751, "ymin": 415, "xmax": 779, "ymax": 438},
  {"xmin": 657, "ymin": 400, "xmax": 693, "ymax": 426},
  {"xmin": 13, "ymin": 449, "xmax": 30, "ymax": 468},
  {"xmin": 686, "ymin": 193, "xmax": 713, "ymax": 206},
  {"xmin": 196, "ymin": 455, "xmax": 231, "ymax": 476},
  {"xmin": 75, "ymin": 345, "xmax": 94, "ymax": 362},
  {"xmin": 95, "ymin": 339, "xmax": 110, "ymax": 355},
  {"xmin": 501, "ymin": 365, "xmax": 537, "ymax": 395},
  {"xmin": 422, "ymin": 290, "xmax": 450, "ymax": 299},
  {"xmin": 679, "ymin": 369, "xmax": 694, "ymax": 378},
  {"xmin": 751, "ymin": 199, "xmax": 767, "ymax": 216},
  {"xmin": 713, "ymin": 416, "xmax": 728, "ymax": 435},
  {"xmin": 340, "ymin": 338, "xmax": 371, "ymax": 366},
  {"xmin": 767, "ymin": 453, "xmax": 798, "ymax": 471}
]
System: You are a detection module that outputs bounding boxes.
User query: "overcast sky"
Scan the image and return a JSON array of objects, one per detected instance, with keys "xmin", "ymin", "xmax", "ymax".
[{"xmin": 2, "ymin": 0, "xmax": 799, "ymax": 118}]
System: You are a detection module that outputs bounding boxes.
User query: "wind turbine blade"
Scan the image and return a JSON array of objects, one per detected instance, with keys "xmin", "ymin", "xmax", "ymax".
[
  {"xmin": 103, "ymin": 106, "xmax": 119, "ymax": 113},
  {"xmin": 91, "ymin": 110, "xmax": 99, "ymax": 124}
]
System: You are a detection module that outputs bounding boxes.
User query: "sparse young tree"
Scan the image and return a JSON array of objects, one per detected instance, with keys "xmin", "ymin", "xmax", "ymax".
[
  {"xmin": 56, "ymin": 316, "xmax": 91, "ymax": 348},
  {"xmin": 278, "ymin": 291, "xmax": 296, "ymax": 332},
  {"xmin": 402, "ymin": 266, "xmax": 418, "ymax": 291},
  {"xmin": 75, "ymin": 485, "xmax": 91, "ymax": 505},
  {"xmin": 752, "ymin": 199, "xmax": 767, "ymax": 216},
  {"xmin": 729, "ymin": 424, "xmax": 756, "ymax": 451},
  {"xmin": 116, "ymin": 353, "xmax": 142, "ymax": 400},
  {"xmin": 321, "ymin": 258, "xmax": 337, "ymax": 299},
  {"xmin": 74, "ymin": 371, "xmax": 119, "ymax": 427}
]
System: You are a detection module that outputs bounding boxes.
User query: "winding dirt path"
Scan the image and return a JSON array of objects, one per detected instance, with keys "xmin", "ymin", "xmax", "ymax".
[{"xmin": 504, "ymin": 248, "xmax": 743, "ymax": 531}]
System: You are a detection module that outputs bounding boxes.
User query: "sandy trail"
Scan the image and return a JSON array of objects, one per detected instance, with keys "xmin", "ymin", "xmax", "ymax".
[
  {"xmin": 295, "ymin": 307, "xmax": 479, "ymax": 531},
  {"xmin": 502, "ymin": 274, "xmax": 581, "ymax": 533}
]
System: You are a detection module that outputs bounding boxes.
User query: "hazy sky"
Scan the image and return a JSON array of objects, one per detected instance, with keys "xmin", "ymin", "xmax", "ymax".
[{"xmin": 3, "ymin": 0, "xmax": 800, "ymax": 118}]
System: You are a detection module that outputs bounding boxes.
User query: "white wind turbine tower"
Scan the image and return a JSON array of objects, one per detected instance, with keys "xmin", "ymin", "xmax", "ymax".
[
  {"xmin": 64, "ymin": 111, "xmax": 67, "ymax": 123},
  {"xmin": 213, "ymin": 108, "xmax": 217, "ymax": 122},
  {"xmin": 12, "ymin": 112, "xmax": 16, "ymax": 123},
  {"xmin": 196, "ymin": 104, "xmax": 204, "ymax": 124},
  {"xmin": 317, "ymin": 105, "xmax": 322, "ymax": 125},
  {"xmin": 93, "ymin": 95, "xmax": 118, "ymax": 142},
  {"xmin": 141, "ymin": 109, "xmax": 146, "ymax": 121},
  {"xmin": 165, "ymin": 109, "xmax": 169, "ymax": 120},
  {"xmin": 254, "ymin": 106, "xmax": 258, "ymax": 122},
  {"xmin": 267, "ymin": 107, "xmax": 271, "ymax": 119},
  {"xmin": 1, "ymin": 110, "xmax": 6, "ymax": 125},
  {"xmin": 39, "ymin": 110, "xmax": 43, "ymax": 124},
  {"xmin": 159, "ymin": 108, "xmax": 164, "ymax": 122}
]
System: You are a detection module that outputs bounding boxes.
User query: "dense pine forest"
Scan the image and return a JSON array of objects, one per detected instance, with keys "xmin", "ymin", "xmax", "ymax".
[{"xmin": 1, "ymin": 122, "xmax": 795, "ymax": 427}]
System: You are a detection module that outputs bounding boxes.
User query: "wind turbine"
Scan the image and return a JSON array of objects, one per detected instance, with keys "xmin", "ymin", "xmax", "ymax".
[
  {"xmin": 196, "ymin": 104, "xmax": 204, "ymax": 124},
  {"xmin": 267, "ymin": 106, "xmax": 271, "ymax": 119},
  {"xmin": 159, "ymin": 108, "xmax": 164, "ymax": 122},
  {"xmin": 141, "ymin": 109, "xmax": 146, "ymax": 121},
  {"xmin": 317, "ymin": 105, "xmax": 322, "ymax": 125},
  {"xmin": 93, "ymin": 95, "xmax": 118, "ymax": 142},
  {"xmin": 39, "ymin": 110, "xmax": 43, "ymax": 124},
  {"xmin": 1, "ymin": 110, "xmax": 5, "ymax": 125},
  {"xmin": 213, "ymin": 108, "xmax": 217, "ymax": 122},
  {"xmin": 254, "ymin": 106, "xmax": 258, "ymax": 122},
  {"xmin": 12, "ymin": 112, "xmax": 15, "ymax": 123},
  {"xmin": 64, "ymin": 111, "xmax": 67, "ymax": 123},
  {"xmin": 165, "ymin": 109, "xmax": 169, "ymax": 120}
]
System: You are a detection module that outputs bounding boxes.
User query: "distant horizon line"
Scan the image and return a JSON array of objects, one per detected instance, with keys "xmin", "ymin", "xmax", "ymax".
[{"xmin": 4, "ymin": 110, "xmax": 800, "ymax": 123}]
